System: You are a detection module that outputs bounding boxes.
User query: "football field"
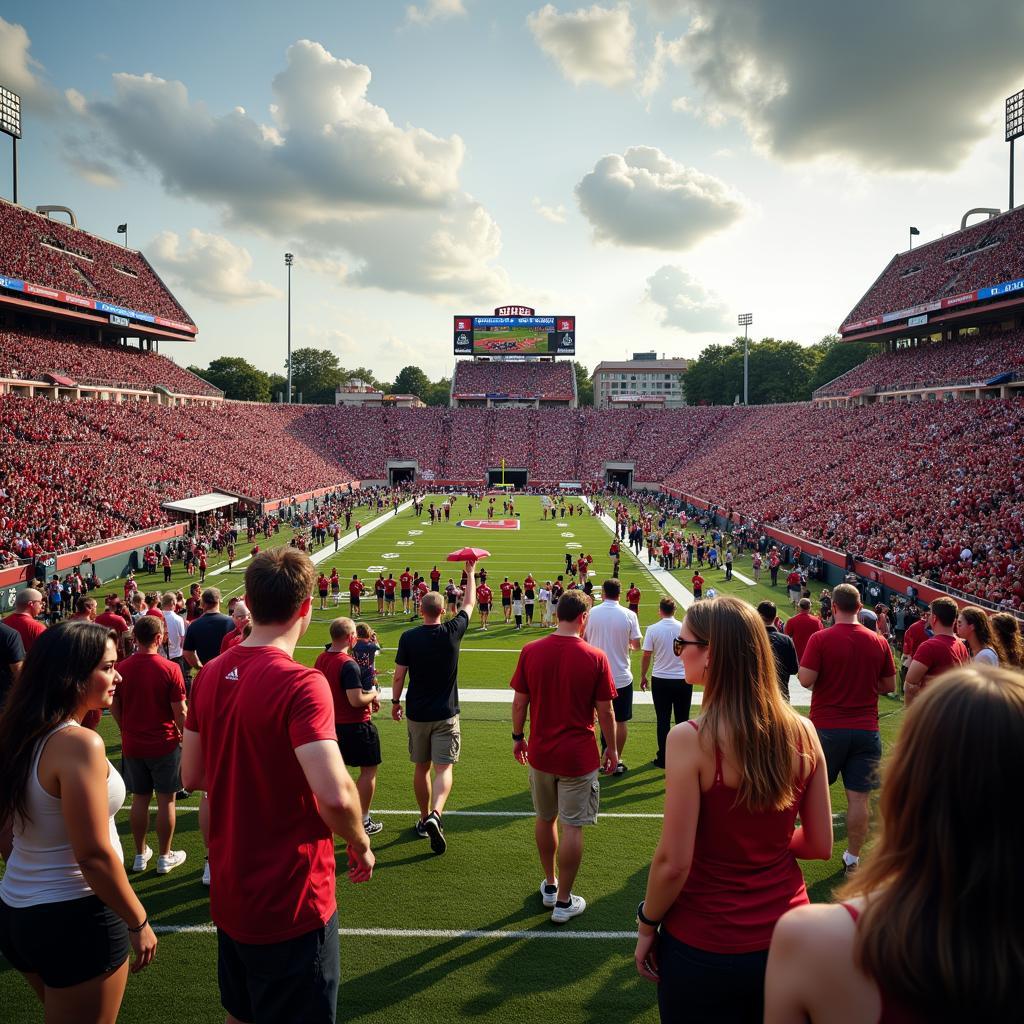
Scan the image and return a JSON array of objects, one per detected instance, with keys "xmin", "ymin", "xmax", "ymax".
[{"xmin": 0, "ymin": 496, "xmax": 906, "ymax": 1023}]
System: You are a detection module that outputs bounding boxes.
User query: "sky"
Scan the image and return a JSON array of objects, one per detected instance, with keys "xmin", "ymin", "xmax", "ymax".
[{"xmin": 2, "ymin": 1, "xmax": 1022, "ymax": 382}]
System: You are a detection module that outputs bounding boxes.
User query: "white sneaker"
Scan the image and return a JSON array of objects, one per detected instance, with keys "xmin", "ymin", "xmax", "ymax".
[
  {"xmin": 551, "ymin": 893, "xmax": 586, "ymax": 923},
  {"xmin": 132, "ymin": 846, "xmax": 153, "ymax": 872},
  {"xmin": 540, "ymin": 879, "xmax": 559, "ymax": 908},
  {"xmin": 201, "ymin": 858, "xmax": 211, "ymax": 887},
  {"xmin": 156, "ymin": 850, "xmax": 187, "ymax": 875}
]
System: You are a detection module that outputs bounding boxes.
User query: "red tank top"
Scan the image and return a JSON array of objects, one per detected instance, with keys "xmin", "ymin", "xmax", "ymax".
[
  {"xmin": 841, "ymin": 905, "xmax": 928, "ymax": 1023},
  {"xmin": 662, "ymin": 720, "xmax": 809, "ymax": 953}
]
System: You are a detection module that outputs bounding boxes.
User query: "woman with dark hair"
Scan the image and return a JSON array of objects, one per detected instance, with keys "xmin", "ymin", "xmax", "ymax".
[
  {"xmin": 0, "ymin": 621, "xmax": 156, "ymax": 1021},
  {"xmin": 991, "ymin": 612, "xmax": 1023, "ymax": 669},
  {"xmin": 634, "ymin": 596, "xmax": 832, "ymax": 1023},
  {"xmin": 956, "ymin": 605, "xmax": 1004, "ymax": 666},
  {"xmin": 766, "ymin": 665, "xmax": 1024, "ymax": 1022}
]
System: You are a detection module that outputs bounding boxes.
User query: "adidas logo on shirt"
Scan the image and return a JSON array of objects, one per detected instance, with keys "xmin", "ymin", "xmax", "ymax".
[{"xmin": 225, "ymin": 667, "xmax": 239, "ymax": 680}]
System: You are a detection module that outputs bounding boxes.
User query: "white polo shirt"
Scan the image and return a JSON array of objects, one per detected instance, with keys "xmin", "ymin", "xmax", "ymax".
[
  {"xmin": 642, "ymin": 615, "xmax": 686, "ymax": 680},
  {"xmin": 163, "ymin": 609, "xmax": 186, "ymax": 659},
  {"xmin": 584, "ymin": 598, "xmax": 642, "ymax": 689}
]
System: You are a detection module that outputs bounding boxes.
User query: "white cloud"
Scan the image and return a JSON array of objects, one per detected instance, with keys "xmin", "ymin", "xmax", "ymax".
[
  {"xmin": 76, "ymin": 40, "xmax": 508, "ymax": 303},
  {"xmin": 532, "ymin": 197, "xmax": 568, "ymax": 224},
  {"xmin": 645, "ymin": 265, "xmax": 729, "ymax": 331},
  {"xmin": 0, "ymin": 16, "xmax": 58, "ymax": 114},
  {"xmin": 527, "ymin": 4, "xmax": 635, "ymax": 87},
  {"xmin": 149, "ymin": 229, "xmax": 282, "ymax": 304},
  {"xmin": 640, "ymin": 32, "xmax": 685, "ymax": 98},
  {"xmin": 406, "ymin": 0, "xmax": 466, "ymax": 25},
  {"xmin": 670, "ymin": 0, "xmax": 1024, "ymax": 171},
  {"xmin": 575, "ymin": 145, "xmax": 746, "ymax": 249}
]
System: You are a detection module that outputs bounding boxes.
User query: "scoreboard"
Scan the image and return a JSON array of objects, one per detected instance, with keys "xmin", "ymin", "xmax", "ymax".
[{"xmin": 454, "ymin": 313, "xmax": 575, "ymax": 356}]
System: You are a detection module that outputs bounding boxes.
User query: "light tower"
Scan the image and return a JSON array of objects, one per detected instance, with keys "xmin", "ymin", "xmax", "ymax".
[
  {"xmin": 738, "ymin": 312, "xmax": 753, "ymax": 405},
  {"xmin": 285, "ymin": 252, "xmax": 294, "ymax": 403}
]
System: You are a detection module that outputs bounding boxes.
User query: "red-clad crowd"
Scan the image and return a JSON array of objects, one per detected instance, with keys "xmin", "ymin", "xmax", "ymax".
[
  {"xmin": 0, "ymin": 200, "xmax": 193, "ymax": 323},
  {"xmin": 452, "ymin": 360, "xmax": 576, "ymax": 401},
  {"xmin": 842, "ymin": 205, "xmax": 1024, "ymax": 326},
  {"xmin": 815, "ymin": 328, "xmax": 1024, "ymax": 397},
  {"xmin": 0, "ymin": 328, "xmax": 221, "ymax": 396}
]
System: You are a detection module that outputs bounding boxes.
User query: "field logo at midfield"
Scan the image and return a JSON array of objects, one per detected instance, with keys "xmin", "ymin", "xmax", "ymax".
[{"xmin": 457, "ymin": 519, "xmax": 520, "ymax": 530}]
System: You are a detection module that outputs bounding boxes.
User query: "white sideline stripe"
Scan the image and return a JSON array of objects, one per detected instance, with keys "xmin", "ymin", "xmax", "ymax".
[
  {"xmin": 152, "ymin": 924, "xmax": 637, "ymax": 940},
  {"xmin": 730, "ymin": 568, "xmax": 756, "ymax": 586}
]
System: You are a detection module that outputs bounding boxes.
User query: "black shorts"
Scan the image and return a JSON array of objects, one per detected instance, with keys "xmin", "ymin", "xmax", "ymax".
[
  {"xmin": 350, "ymin": 599, "xmax": 360, "ymax": 611},
  {"xmin": 431, "ymin": 582, "xmax": 440, "ymax": 591},
  {"xmin": 611, "ymin": 685, "xmax": 634, "ymax": 722},
  {"xmin": 817, "ymin": 728, "xmax": 882, "ymax": 792},
  {"xmin": 0, "ymin": 894, "xmax": 129, "ymax": 988},
  {"xmin": 218, "ymin": 910, "xmax": 339, "ymax": 1023},
  {"xmin": 401, "ymin": 590, "xmax": 411, "ymax": 600},
  {"xmin": 336, "ymin": 720, "xmax": 382, "ymax": 767},
  {"xmin": 479, "ymin": 602, "xmax": 490, "ymax": 613},
  {"xmin": 502, "ymin": 598, "xmax": 511, "ymax": 607},
  {"xmin": 385, "ymin": 592, "xmax": 395, "ymax": 603},
  {"xmin": 123, "ymin": 746, "xmax": 182, "ymax": 795},
  {"xmin": 375, "ymin": 590, "xmax": 385, "ymax": 600}
]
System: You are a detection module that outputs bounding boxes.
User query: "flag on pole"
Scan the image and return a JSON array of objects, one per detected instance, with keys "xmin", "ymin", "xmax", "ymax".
[
  {"xmin": 909, "ymin": 226, "xmax": 920, "ymax": 236},
  {"xmin": 117, "ymin": 223, "xmax": 127, "ymax": 233}
]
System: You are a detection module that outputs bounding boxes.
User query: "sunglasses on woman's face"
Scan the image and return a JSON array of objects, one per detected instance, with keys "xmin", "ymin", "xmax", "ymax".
[{"xmin": 673, "ymin": 636, "xmax": 708, "ymax": 654}]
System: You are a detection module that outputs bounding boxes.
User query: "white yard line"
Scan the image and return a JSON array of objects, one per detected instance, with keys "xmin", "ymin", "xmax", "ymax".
[{"xmin": 153, "ymin": 923, "xmax": 638, "ymax": 939}]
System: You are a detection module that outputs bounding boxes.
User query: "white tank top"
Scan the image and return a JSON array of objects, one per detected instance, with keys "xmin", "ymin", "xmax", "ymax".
[{"xmin": 0, "ymin": 721, "xmax": 125, "ymax": 907}]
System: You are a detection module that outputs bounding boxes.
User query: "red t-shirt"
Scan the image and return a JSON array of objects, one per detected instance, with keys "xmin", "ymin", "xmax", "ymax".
[
  {"xmin": 912, "ymin": 634, "xmax": 970, "ymax": 685},
  {"xmin": 510, "ymin": 634, "xmax": 617, "ymax": 776},
  {"xmin": 626, "ymin": 587, "xmax": 641, "ymax": 606},
  {"xmin": 477, "ymin": 585, "xmax": 492, "ymax": 604},
  {"xmin": 415, "ymin": 580, "xmax": 429, "ymax": 597},
  {"xmin": 349, "ymin": 580, "xmax": 364, "ymax": 598},
  {"xmin": 786, "ymin": 571, "xmax": 802, "ymax": 589},
  {"xmin": 500, "ymin": 582, "xmax": 513, "ymax": 600},
  {"xmin": 430, "ymin": 569, "xmax": 441, "ymax": 584},
  {"xmin": 692, "ymin": 575, "xmax": 704, "ymax": 591},
  {"xmin": 399, "ymin": 572, "xmax": 413, "ymax": 591},
  {"xmin": 145, "ymin": 607, "xmax": 165, "ymax": 624},
  {"xmin": 3, "ymin": 612, "xmax": 46, "ymax": 654},
  {"xmin": 902, "ymin": 619, "xmax": 929, "ymax": 658},
  {"xmin": 185, "ymin": 646, "xmax": 338, "ymax": 944},
  {"xmin": 116, "ymin": 652, "xmax": 186, "ymax": 759},
  {"xmin": 317, "ymin": 577, "xmax": 329, "ymax": 594},
  {"xmin": 314, "ymin": 649, "xmax": 369, "ymax": 725},
  {"xmin": 801, "ymin": 623, "xmax": 896, "ymax": 731},
  {"xmin": 783, "ymin": 612, "xmax": 823, "ymax": 661},
  {"xmin": 219, "ymin": 628, "xmax": 245, "ymax": 654},
  {"xmin": 384, "ymin": 578, "xmax": 397, "ymax": 596}
]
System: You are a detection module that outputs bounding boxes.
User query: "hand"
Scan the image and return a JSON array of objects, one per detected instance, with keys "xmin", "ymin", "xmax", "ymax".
[
  {"xmin": 370, "ymin": 699, "xmax": 380, "ymax": 714},
  {"xmin": 603, "ymin": 748, "xmax": 619, "ymax": 774},
  {"xmin": 346, "ymin": 841, "xmax": 375, "ymax": 883},
  {"xmin": 635, "ymin": 926, "xmax": 659, "ymax": 981},
  {"xmin": 640, "ymin": 676, "xmax": 648, "ymax": 692},
  {"xmin": 129, "ymin": 922, "xmax": 158, "ymax": 973},
  {"xmin": 391, "ymin": 702, "xmax": 403, "ymax": 722},
  {"xmin": 513, "ymin": 739, "xmax": 529, "ymax": 765}
]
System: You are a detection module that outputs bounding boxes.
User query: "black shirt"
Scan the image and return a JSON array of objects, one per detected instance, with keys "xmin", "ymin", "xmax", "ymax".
[
  {"xmin": 0, "ymin": 621, "xmax": 26, "ymax": 704},
  {"xmin": 765, "ymin": 626, "xmax": 799, "ymax": 698},
  {"xmin": 395, "ymin": 611, "xmax": 469, "ymax": 722},
  {"xmin": 184, "ymin": 612, "xmax": 234, "ymax": 665}
]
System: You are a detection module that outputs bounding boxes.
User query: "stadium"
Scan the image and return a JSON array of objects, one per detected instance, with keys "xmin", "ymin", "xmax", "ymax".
[{"xmin": 1, "ymin": 22, "xmax": 1023, "ymax": 1024}]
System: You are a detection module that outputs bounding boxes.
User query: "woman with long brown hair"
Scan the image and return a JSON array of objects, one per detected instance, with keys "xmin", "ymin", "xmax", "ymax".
[
  {"xmin": 991, "ymin": 612, "xmax": 1024, "ymax": 668},
  {"xmin": 765, "ymin": 665, "xmax": 1024, "ymax": 1022},
  {"xmin": 955, "ymin": 605, "xmax": 1005, "ymax": 666},
  {"xmin": 634, "ymin": 596, "xmax": 832, "ymax": 1022},
  {"xmin": 0, "ymin": 621, "xmax": 156, "ymax": 1023}
]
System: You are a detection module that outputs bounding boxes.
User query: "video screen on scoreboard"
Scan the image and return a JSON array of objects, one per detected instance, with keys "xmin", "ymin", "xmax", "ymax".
[{"xmin": 454, "ymin": 316, "xmax": 575, "ymax": 356}]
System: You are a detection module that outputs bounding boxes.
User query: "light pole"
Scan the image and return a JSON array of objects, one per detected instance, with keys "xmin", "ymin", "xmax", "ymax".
[
  {"xmin": 284, "ymin": 252, "xmax": 294, "ymax": 403},
  {"xmin": 738, "ymin": 312, "xmax": 753, "ymax": 405}
]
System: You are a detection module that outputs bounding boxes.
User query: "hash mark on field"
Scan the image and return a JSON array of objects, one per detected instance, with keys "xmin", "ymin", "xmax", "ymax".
[{"xmin": 153, "ymin": 924, "xmax": 637, "ymax": 940}]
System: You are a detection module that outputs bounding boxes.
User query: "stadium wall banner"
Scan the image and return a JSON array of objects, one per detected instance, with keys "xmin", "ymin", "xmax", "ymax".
[
  {"xmin": 0, "ymin": 274, "xmax": 198, "ymax": 335},
  {"xmin": 457, "ymin": 519, "xmax": 521, "ymax": 530}
]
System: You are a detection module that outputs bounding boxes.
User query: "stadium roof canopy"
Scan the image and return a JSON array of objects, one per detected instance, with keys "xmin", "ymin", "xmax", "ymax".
[{"xmin": 161, "ymin": 493, "xmax": 238, "ymax": 515}]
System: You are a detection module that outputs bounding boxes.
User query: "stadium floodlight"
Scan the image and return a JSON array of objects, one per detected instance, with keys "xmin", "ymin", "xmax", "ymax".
[
  {"xmin": 1007, "ymin": 88, "xmax": 1024, "ymax": 210},
  {"xmin": 738, "ymin": 313, "xmax": 753, "ymax": 406},
  {"xmin": 0, "ymin": 85, "xmax": 21, "ymax": 205},
  {"xmin": 285, "ymin": 253, "xmax": 294, "ymax": 404}
]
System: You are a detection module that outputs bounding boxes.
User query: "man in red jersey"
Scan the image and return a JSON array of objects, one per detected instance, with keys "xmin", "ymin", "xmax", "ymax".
[
  {"xmin": 316, "ymin": 617, "xmax": 383, "ymax": 837},
  {"xmin": 112, "ymin": 615, "xmax": 187, "ymax": 876},
  {"xmin": 477, "ymin": 580, "xmax": 493, "ymax": 630},
  {"xmin": 349, "ymin": 574, "xmax": 365, "ymax": 616},
  {"xmin": 219, "ymin": 601, "xmax": 251, "ymax": 654},
  {"xmin": 691, "ymin": 571, "xmax": 704, "ymax": 600},
  {"xmin": 430, "ymin": 565, "xmax": 441, "ymax": 592},
  {"xmin": 785, "ymin": 568, "xmax": 802, "ymax": 608},
  {"xmin": 500, "ymin": 577, "xmax": 514, "ymax": 623},
  {"xmin": 904, "ymin": 596, "xmax": 970, "ymax": 706},
  {"xmin": 182, "ymin": 549, "xmax": 373, "ymax": 1023},
  {"xmin": 784, "ymin": 598, "xmax": 823, "ymax": 661},
  {"xmin": 511, "ymin": 591, "xmax": 617, "ymax": 923},
  {"xmin": 3, "ymin": 589, "xmax": 46, "ymax": 654},
  {"xmin": 384, "ymin": 573, "xmax": 397, "ymax": 616},
  {"xmin": 798, "ymin": 583, "xmax": 895, "ymax": 876},
  {"xmin": 399, "ymin": 567, "xmax": 413, "ymax": 614},
  {"xmin": 626, "ymin": 583, "xmax": 641, "ymax": 615}
]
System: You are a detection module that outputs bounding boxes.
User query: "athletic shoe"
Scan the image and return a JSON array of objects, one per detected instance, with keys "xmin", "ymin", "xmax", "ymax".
[
  {"xmin": 132, "ymin": 846, "xmax": 153, "ymax": 873},
  {"xmin": 364, "ymin": 817, "xmax": 384, "ymax": 837},
  {"xmin": 540, "ymin": 879, "xmax": 559, "ymax": 908},
  {"xmin": 201, "ymin": 858, "xmax": 211, "ymax": 887},
  {"xmin": 414, "ymin": 819, "xmax": 429, "ymax": 838},
  {"xmin": 424, "ymin": 811, "xmax": 447, "ymax": 855},
  {"xmin": 843, "ymin": 859, "xmax": 859, "ymax": 877},
  {"xmin": 652, "ymin": 758, "xmax": 665, "ymax": 769},
  {"xmin": 176, "ymin": 789, "xmax": 190, "ymax": 800},
  {"xmin": 156, "ymin": 850, "xmax": 187, "ymax": 875},
  {"xmin": 614, "ymin": 763, "xmax": 628, "ymax": 775},
  {"xmin": 551, "ymin": 894, "xmax": 586, "ymax": 923}
]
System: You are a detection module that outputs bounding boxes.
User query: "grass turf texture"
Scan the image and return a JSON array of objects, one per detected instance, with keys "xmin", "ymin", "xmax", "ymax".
[{"xmin": 0, "ymin": 496, "xmax": 907, "ymax": 1022}]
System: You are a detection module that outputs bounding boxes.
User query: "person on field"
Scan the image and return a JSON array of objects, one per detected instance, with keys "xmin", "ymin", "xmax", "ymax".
[
  {"xmin": 511, "ymin": 591, "xmax": 617, "ymax": 923},
  {"xmin": 758, "ymin": 601, "xmax": 800, "ymax": 703},
  {"xmin": 798, "ymin": 584, "xmax": 896, "ymax": 876},
  {"xmin": 0, "ymin": 622, "xmax": 158, "ymax": 1020},
  {"xmin": 765, "ymin": 665, "xmax": 1024, "ymax": 1023},
  {"xmin": 392, "ymin": 560, "xmax": 476, "ymax": 854},
  {"xmin": 111, "ymin": 615, "xmax": 188, "ymax": 876},
  {"xmin": 182, "ymin": 549, "xmax": 373, "ymax": 1024},
  {"xmin": 634, "ymin": 597, "xmax": 831, "ymax": 1023},
  {"xmin": 640, "ymin": 598, "xmax": 689, "ymax": 769}
]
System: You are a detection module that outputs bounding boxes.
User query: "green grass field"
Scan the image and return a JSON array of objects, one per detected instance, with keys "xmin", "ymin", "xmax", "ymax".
[
  {"xmin": 474, "ymin": 327, "xmax": 550, "ymax": 354},
  {"xmin": 0, "ymin": 496, "xmax": 906, "ymax": 1022}
]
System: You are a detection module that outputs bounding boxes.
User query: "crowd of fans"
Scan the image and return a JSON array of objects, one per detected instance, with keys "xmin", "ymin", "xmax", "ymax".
[
  {"xmin": 0, "ymin": 200, "xmax": 193, "ymax": 324},
  {"xmin": 452, "ymin": 359, "xmax": 576, "ymax": 401},
  {"xmin": 843, "ymin": 205, "xmax": 1024, "ymax": 325},
  {"xmin": 815, "ymin": 327, "xmax": 1024, "ymax": 397},
  {"xmin": 0, "ymin": 327, "xmax": 221, "ymax": 396}
]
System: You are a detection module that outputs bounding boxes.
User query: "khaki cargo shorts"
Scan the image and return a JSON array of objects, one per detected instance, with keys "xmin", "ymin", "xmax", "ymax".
[
  {"xmin": 528, "ymin": 767, "xmax": 600, "ymax": 826},
  {"xmin": 407, "ymin": 716, "xmax": 461, "ymax": 765}
]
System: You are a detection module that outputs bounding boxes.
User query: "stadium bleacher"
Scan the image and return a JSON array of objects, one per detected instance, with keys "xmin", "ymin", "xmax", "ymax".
[
  {"xmin": 452, "ymin": 359, "xmax": 576, "ymax": 401},
  {"xmin": 0, "ymin": 327, "xmax": 221, "ymax": 396},
  {"xmin": 0, "ymin": 199, "xmax": 193, "ymax": 324}
]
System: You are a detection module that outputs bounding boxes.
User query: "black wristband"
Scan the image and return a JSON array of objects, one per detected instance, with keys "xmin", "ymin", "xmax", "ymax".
[
  {"xmin": 512, "ymin": 732, "xmax": 525, "ymax": 741},
  {"xmin": 636, "ymin": 901, "xmax": 661, "ymax": 928},
  {"xmin": 391, "ymin": 698, "xmax": 401, "ymax": 705},
  {"xmin": 127, "ymin": 916, "xmax": 148, "ymax": 934}
]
